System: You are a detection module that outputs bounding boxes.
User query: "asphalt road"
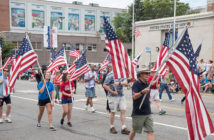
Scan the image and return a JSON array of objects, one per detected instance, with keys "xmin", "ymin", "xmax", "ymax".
[{"xmin": 0, "ymin": 80, "xmax": 214, "ymax": 140}]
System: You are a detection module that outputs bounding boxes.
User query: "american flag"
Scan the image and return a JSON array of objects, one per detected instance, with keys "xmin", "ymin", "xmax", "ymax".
[
  {"xmin": 194, "ymin": 43, "xmax": 202, "ymax": 61},
  {"xmin": 134, "ymin": 25, "xmax": 141, "ymax": 37},
  {"xmin": 2, "ymin": 50, "xmax": 16, "ymax": 69},
  {"xmin": 153, "ymin": 31, "xmax": 170, "ymax": 77},
  {"xmin": 47, "ymin": 47, "xmax": 66, "ymax": 72},
  {"xmin": 104, "ymin": 17, "xmax": 137, "ymax": 79},
  {"xmin": 166, "ymin": 29, "xmax": 214, "ymax": 140},
  {"xmin": 132, "ymin": 52, "xmax": 142, "ymax": 67},
  {"xmin": 99, "ymin": 54, "xmax": 111, "ymax": 72},
  {"xmin": 69, "ymin": 45, "xmax": 80, "ymax": 61},
  {"xmin": 69, "ymin": 49, "xmax": 90, "ymax": 82},
  {"xmin": 8, "ymin": 35, "xmax": 38, "ymax": 94}
]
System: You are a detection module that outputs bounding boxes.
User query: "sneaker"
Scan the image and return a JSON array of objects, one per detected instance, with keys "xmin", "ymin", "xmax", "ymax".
[
  {"xmin": 60, "ymin": 119, "xmax": 64, "ymax": 125},
  {"xmin": 169, "ymin": 99, "xmax": 175, "ymax": 102},
  {"xmin": 91, "ymin": 108, "xmax": 96, "ymax": 113},
  {"xmin": 37, "ymin": 123, "xmax": 41, "ymax": 127},
  {"xmin": 5, "ymin": 118, "xmax": 12, "ymax": 123},
  {"xmin": 159, "ymin": 110, "xmax": 166, "ymax": 115},
  {"xmin": 85, "ymin": 105, "xmax": 88, "ymax": 111},
  {"xmin": 49, "ymin": 126, "xmax": 56, "ymax": 131},
  {"xmin": 121, "ymin": 128, "xmax": 130, "ymax": 135},
  {"xmin": 67, "ymin": 122, "xmax": 72, "ymax": 127},
  {"xmin": 0, "ymin": 118, "xmax": 3, "ymax": 124},
  {"xmin": 110, "ymin": 127, "xmax": 118, "ymax": 134}
]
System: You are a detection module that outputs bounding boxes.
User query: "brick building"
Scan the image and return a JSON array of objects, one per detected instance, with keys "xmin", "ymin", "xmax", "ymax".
[{"xmin": 0, "ymin": 0, "xmax": 132, "ymax": 65}]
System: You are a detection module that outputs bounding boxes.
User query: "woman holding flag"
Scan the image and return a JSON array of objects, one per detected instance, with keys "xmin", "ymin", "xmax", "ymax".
[
  {"xmin": 60, "ymin": 73, "xmax": 75, "ymax": 127},
  {"xmin": 37, "ymin": 71, "xmax": 56, "ymax": 131}
]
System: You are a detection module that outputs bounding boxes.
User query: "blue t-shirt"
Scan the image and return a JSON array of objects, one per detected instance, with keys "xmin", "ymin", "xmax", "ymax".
[
  {"xmin": 0, "ymin": 74, "xmax": 9, "ymax": 98},
  {"xmin": 38, "ymin": 81, "xmax": 54, "ymax": 100}
]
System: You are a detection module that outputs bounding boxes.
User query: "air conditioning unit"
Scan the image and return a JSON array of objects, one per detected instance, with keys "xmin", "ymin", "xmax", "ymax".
[
  {"xmin": 89, "ymin": 3, "xmax": 99, "ymax": 7},
  {"xmin": 72, "ymin": 1, "xmax": 83, "ymax": 5}
]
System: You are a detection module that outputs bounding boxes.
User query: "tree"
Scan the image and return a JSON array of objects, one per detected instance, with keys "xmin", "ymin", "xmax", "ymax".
[
  {"xmin": 0, "ymin": 37, "xmax": 14, "ymax": 64},
  {"xmin": 113, "ymin": 0, "xmax": 193, "ymax": 42}
]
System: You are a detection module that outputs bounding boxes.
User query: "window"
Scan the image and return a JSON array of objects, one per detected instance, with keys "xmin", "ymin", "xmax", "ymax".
[
  {"xmin": 31, "ymin": 42, "xmax": 42, "ymax": 50},
  {"xmin": 88, "ymin": 44, "xmax": 96, "ymax": 52},
  {"xmin": 76, "ymin": 43, "xmax": 84, "ymax": 51},
  {"xmin": 11, "ymin": 8, "xmax": 25, "ymax": 28},
  {"xmin": 127, "ymin": 49, "xmax": 132, "ymax": 56},
  {"xmin": 51, "ymin": 12, "xmax": 63, "ymax": 30},
  {"xmin": 85, "ymin": 15, "xmax": 95, "ymax": 31},
  {"xmin": 68, "ymin": 14, "xmax": 79, "ymax": 31},
  {"xmin": 63, "ymin": 43, "xmax": 71, "ymax": 51},
  {"xmin": 32, "ymin": 10, "xmax": 45, "ymax": 29}
]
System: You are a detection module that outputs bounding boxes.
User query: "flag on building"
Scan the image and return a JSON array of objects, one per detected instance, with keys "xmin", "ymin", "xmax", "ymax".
[
  {"xmin": 47, "ymin": 47, "xmax": 66, "ymax": 72},
  {"xmin": 166, "ymin": 29, "xmax": 214, "ymax": 140},
  {"xmin": 132, "ymin": 52, "xmax": 142, "ymax": 67},
  {"xmin": 134, "ymin": 25, "xmax": 141, "ymax": 37},
  {"xmin": 99, "ymin": 54, "xmax": 111, "ymax": 72},
  {"xmin": 9, "ymin": 35, "xmax": 38, "ymax": 94},
  {"xmin": 153, "ymin": 31, "xmax": 170, "ymax": 77},
  {"xmin": 69, "ymin": 49, "xmax": 90, "ymax": 82},
  {"xmin": 194, "ymin": 43, "xmax": 202, "ymax": 61},
  {"xmin": 104, "ymin": 17, "xmax": 137, "ymax": 79}
]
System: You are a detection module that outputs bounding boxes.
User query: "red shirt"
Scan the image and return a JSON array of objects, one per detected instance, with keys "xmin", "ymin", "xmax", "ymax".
[
  {"xmin": 148, "ymin": 75, "xmax": 160, "ymax": 89},
  {"xmin": 53, "ymin": 75, "xmax": 61, "ymax": 86},
  {"xmin": 60, "ymin": 81, "xmax": 74, "ymax": 100}
]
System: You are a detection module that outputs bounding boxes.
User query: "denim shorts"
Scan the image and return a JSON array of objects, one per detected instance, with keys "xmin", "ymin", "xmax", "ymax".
[
  {"xmin": 61, "ymin": 99, "xmax": 73, "ymax": 104},
  {"xmin": 85, "ymin": 87, "xmax": 95, "ymax": 98}
]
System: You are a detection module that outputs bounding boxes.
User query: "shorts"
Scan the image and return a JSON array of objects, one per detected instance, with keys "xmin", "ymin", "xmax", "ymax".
[
  {"xmin": 38, "ymin": 98, "xmax": 51, "ymax": 106},
  {"xmin": 108, "ymin": 96, "xmax": 127, "ymax": 112},
  {"xmin": 61, "ymin": 98, "xmax": 73, "ymax": 104},
  {"xmin": 85, "ymin": 87, "xmax": 95, "ymax": 98},
  {"xmin": 150, "ymin": 89, "xmax": 160, "ymax": 101},
  {"xmin": 0, "ymin": 95, "xmax": 11, "ymax": 107},
  {"xmin": 132, "ymin": 115, "xmax": 154, "ymax": 133}
]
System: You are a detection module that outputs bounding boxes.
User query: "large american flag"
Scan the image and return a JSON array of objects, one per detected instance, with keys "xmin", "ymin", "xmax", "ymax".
[
  {"xmin": 47, "ymin": 47, "xmax": 66, "ymax": 72},
  {"xmin": 69, "ymin": 45, "xmax": 80, "ymax": 61},
  {"xmin": 153, "ymin": 31, "xmax": 170, "ymax": 77},
  {"xmin": 99, "ymin": 54, "xmax": 111, "ymax": 72},
  {"xmin": 166, "ymin": 29, "xmax": 214, "ymax": 140},
  {"xmin": 8, "ymin": 35, "xmax": 38, "ymax": 94},
  {"xmin": 194, "ymin": 43, "xmax": 202, "ymax": 61},
  {"xmin": 104, "ymin": 17, "xmax": 137, "ymax": 79},
  {"xmin": 132, "ymin": 51, "xmax": 142, "ymax": 67},
  {"xmin": 69, "ymin": 49, "xmax": 90, "ymax": 82}
]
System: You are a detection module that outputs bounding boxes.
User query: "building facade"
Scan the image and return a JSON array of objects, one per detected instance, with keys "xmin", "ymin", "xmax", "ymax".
[
  {"xmin": 0, "ymin": 0, "xmax": 132, "ymax": 65},
  {"xmin": 135, "ymin": 12, "xmax": 214, "ymax": 66}
]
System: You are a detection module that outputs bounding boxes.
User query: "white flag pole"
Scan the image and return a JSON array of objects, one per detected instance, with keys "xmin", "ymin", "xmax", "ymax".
[{"xmin": 131, "ymin": 0, "xmax": 135, "ymax": 60}]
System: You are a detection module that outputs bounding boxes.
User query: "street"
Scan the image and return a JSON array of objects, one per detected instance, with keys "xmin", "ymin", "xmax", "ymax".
[{"xmin": 0, "ymin": 80, "xmax": 214, "ymax": 140}]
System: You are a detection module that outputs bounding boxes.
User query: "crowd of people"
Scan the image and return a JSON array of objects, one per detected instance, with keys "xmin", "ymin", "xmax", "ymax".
[{"xmin": 0, "ymin": 58, "xmax": 213, "ymax": 140}]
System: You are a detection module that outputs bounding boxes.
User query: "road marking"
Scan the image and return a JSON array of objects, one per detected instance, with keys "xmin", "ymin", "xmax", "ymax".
[{"xmin": 11, "ymin": 95, "xmax": 214, "ymax": 136}]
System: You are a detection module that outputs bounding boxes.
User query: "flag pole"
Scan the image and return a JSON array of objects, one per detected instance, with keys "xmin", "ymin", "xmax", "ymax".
[
  {"xmin": 173, "ymin": 0, "xmax": 176, "ymax": 45},
  {"xmin": 25, "ymin": 33, "xmax": 53, "ymax": 104},
  {"xmin": 131, "ymin": 0, "xmax": 135, "ymax": 60},
  {"xmin": 139, "ymin": 27, "xmax": 188, "ymax": 109}
]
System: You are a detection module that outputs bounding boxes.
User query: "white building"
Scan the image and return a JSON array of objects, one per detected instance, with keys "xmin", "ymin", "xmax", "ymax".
[{"xmin": 135, "ymin": 12, "xmax": 214, "ymax": 66}]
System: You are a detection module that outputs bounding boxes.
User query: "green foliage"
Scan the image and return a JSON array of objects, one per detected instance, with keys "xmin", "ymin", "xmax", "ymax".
[
  {"xmin": 0, "ymin": 37, "xmax": 14, "ymax": 64},
  {"xmin": 113, "ymin": 0, "xmax": 191, "ymax": 42}
]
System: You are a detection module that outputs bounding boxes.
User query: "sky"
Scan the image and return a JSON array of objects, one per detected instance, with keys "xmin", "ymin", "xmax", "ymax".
[{"xmin": 47, "ymin": 0, "xmax": 207, "ymax": 9}]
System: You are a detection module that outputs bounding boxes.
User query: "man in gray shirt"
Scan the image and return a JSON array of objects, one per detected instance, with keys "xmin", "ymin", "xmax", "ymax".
[{"xmin": 103, "ymin": 63, "xmax": 130, "ymax": 135}]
